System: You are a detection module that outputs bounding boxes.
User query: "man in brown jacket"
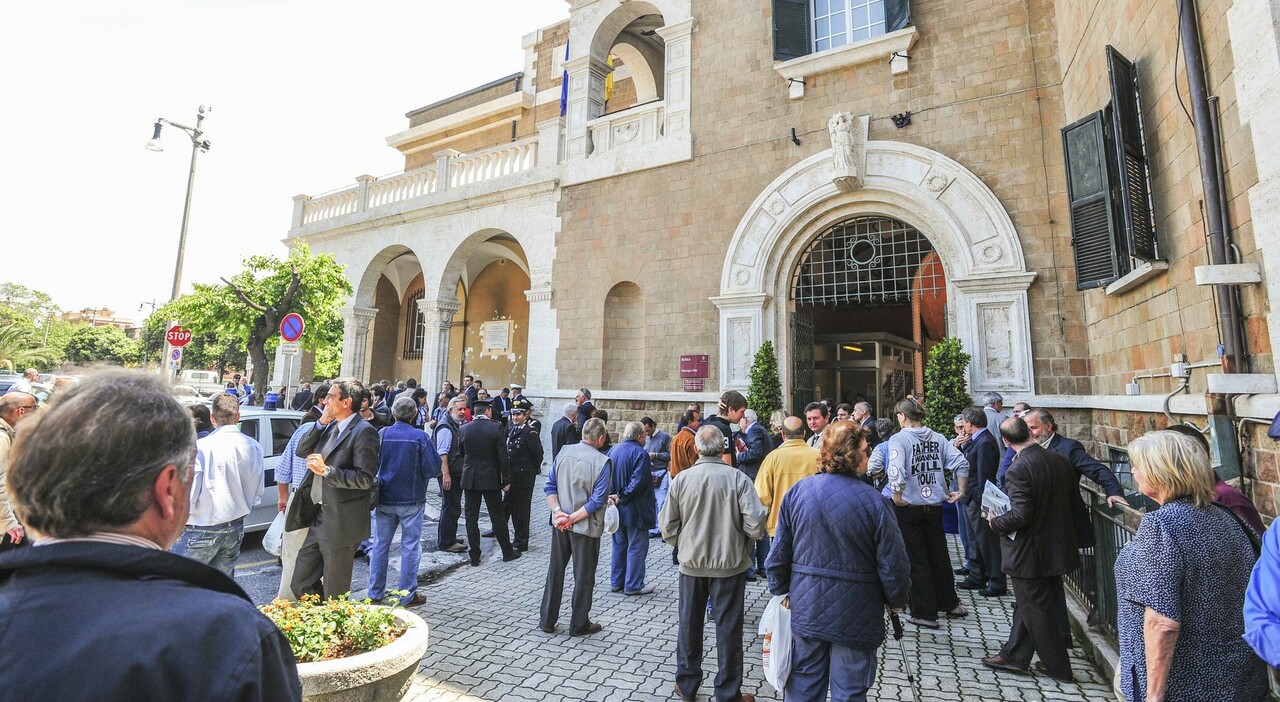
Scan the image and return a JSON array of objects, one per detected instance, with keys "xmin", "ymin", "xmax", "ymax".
[{"xmin": 669, "ymin": 411, "xmax": 701, "ymax": 478}]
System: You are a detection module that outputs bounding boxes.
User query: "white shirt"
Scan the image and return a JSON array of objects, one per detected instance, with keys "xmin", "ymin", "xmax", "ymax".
[
  {"xmin": 187, "ymin": 424, "xmax": 265, "ymax": 526},
  {"xmin": 9, "ymin": 378, "xmax": 32, "ymax": 395}
]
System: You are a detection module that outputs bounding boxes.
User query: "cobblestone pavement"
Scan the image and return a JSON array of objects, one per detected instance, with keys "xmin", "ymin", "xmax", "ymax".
[{"xmin": 394, "ymin": 478, "xmax": 1116, "ymax": 702}]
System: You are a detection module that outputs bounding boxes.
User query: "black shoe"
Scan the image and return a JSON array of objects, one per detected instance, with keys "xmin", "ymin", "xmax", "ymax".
[
  {"xmin": 538, "ymin": 623, "xmax": 557, "ymax": 634},
  {"xmin": 980, "ymin": 586, "xmax": 1008, "ymax": 597},
  {"xmin": 1034, "ymin": 661, "xmax": 1075, "ymax": 683},
  {"xmin": 954, "ymin": 567, "xmax": 970, "ymax": 576},
  {"xmin": 611, "ymin": 585, "xmax": 623, "ymax": 593},
  {"xmin": 982, "ymin": 655, "xmax": 1030, "ymax": 675},
  {"xmin": 481, "ymin": 530, "xmax": 495, "ymax": 538},
  {"xmin": 570, "ymin": 622, "xmax": 603, "ymax": 636},
  {"xmin": 957, "ymin": 580, "xmax": 985, "ymax": 590},
  {"xmin": 469, "ymin": 555, "xmax": 480, "ymax": 567},
  {"xmin": 503, "ymin": 550, "xmax": 523, "ymax": 562}
]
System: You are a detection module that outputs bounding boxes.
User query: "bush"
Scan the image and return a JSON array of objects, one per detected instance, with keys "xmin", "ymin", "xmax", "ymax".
[
  {"xmin": 259, "ymin": 593, "xmax": 407, "ymax": 663},
  {"xmin": 922, "ymin": 337, "xmax": 972, "ymax": 435},
  {"xmin": 747, "ymin": 340, "xmax": 783, "ymax": 420}
]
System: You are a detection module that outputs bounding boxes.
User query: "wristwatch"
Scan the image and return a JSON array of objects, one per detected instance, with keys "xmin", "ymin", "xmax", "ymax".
[{"xmin": 323, "ymin": 465, "xmax": 334, "ymax": 478}]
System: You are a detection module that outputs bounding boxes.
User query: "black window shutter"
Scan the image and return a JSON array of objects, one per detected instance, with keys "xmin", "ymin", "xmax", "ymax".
[
  {"xmin": 773, "ymin": 0, "xmax": 811, "ymax": 61},
  {"xmin": 1106, "ymin": 46, "xmax": 1158, "ymax": 262},
  {"xmin": 885, "ymin": 0, "xmax": 910, "ymax": 32},
  {"xmin": 1062, "ymin": 111, "xmax": 1123, "ymax": 290}
]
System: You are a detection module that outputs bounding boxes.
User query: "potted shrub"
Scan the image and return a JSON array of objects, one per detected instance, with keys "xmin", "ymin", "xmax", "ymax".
[{"xmin": 260, "ymin": 594, "xmax": 430, "ymax": 702}]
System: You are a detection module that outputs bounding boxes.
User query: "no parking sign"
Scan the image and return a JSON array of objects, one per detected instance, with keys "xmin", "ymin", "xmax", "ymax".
[{"xmin": 168, "ymin": 347, "xmax": 183, "ymax": 370}]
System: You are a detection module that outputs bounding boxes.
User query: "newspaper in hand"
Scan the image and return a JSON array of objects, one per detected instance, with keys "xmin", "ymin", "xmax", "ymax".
[{"xmin": 981, "ymin": 481, "xmax": 1011, "ymax": 518}]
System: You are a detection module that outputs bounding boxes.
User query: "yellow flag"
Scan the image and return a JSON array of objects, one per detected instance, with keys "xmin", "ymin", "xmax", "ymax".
[{"xmin": 604, "ymin": 53, "xmax": 615, "ymax": 103}]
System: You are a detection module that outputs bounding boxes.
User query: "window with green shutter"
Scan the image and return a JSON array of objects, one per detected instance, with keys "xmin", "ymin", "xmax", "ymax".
[{"xmin": 1063, "ymin": 112, "xmax": 1123, "ymax": 290}]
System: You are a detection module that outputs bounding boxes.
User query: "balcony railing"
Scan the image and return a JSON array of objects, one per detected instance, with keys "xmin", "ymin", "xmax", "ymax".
[
  {"xmin": 293, "ymin": 136, "xmax": 539, "ymax": 230},
  {"xmin": 587, "ymin": 100, "xmax": 665, "ymax": 155}
]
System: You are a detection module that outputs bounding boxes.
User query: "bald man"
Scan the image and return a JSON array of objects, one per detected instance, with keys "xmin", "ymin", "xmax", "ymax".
[
  {"xmin": 0, "ymin": 392, "xmax": 39, "ymax": 551},
  {"xmin": 753, "ymin": 417, "xmax": 820, "ymax": 544}
]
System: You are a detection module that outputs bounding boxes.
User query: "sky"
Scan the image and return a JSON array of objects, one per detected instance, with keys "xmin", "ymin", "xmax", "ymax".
[{"xmin": 0, "ymin": 0, "xmax": 569, "ymax": 325}]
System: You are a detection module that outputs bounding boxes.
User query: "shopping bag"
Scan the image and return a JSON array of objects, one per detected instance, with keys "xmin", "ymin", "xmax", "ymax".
[
  {"xmin": 759, "ymin": 594, "xmax": 792, "ymax": 692},
  {"xmin": 603, "ymin": 504, "xmax": 620, "ymax": 535},
  {"xmin": 262, "ymin": 511, "xmax": 286, "ymax": 557}
]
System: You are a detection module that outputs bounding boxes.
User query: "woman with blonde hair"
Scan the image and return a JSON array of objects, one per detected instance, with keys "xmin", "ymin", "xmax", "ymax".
[{"xmin": 1114, "ymin": 430, "xmax": 1266, "ymax": 702}]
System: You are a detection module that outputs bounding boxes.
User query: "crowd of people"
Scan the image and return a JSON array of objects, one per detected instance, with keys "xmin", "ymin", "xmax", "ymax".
[{"xmin": 1, "ymin": 370, "xmax": 1280, "ymax": 701}]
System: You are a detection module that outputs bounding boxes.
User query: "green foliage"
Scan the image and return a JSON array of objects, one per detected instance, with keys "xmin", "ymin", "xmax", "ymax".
[
  {"xmin": 166, "ymin": 243, "xmax": 351, "ymax": 403},
  {"xmin": 0, "ymin": 320, "xmax": 56, "ymax": 371},
  {"xmin": 0, "ymin": 283, "xmax": 60, "ymax": 323},
  {"xmin": 259, "ymin": 593, "xmax": 407, "ymax": 663},
  {"xmin": 746, "ymin": 340, "xmax": 783, "ymax": 420},
  {"xmin": 0, "ymin": 285, "xmax": 66, "ymax": 370},
  {"xmin": 313, "ymin": 344, "xmax": 341, "ymax": 380},
  {"xmin": 922, "ymin": 337, "xmax": 972, "ymax": 434},
  {"xmin": 64, "ymin": 325, "xmax": 139, "ymax": 367},
  {"xmin": 141, "ymin": 304, "xmax": 247, "ymax": 375}
]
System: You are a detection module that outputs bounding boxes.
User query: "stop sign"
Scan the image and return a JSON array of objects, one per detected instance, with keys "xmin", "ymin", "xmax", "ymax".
[{"xmin": 166, "ymin": 325, "xmax": 193, "ymax": 347}]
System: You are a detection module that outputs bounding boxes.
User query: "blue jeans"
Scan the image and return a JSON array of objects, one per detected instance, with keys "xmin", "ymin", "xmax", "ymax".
[
  {"xmin": 785, "ymin": 632, "xmax": 877, "ymax": 702},
  {"xmin": 172, "ymin": 518, "xmax": 244, "ymax": 577},
  {"xmin": 650, "ymin": 472, "xmax": 669, "ymax": 535},
  {"xmin": 610, "ymin": 524, "xmax": 650, "ymax": 592},
  {"xmin": 747, "ymin": 535, "xmax": 771, "ymax": 580},
  {"xmin": 368, "ymin": 503, "xmax": 425, "ymax": 603}
]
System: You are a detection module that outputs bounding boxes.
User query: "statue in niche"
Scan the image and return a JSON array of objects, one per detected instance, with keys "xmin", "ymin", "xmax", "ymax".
[{"xmin": 828, "ymin": 111, "xmax": 864, "ymax": 192}]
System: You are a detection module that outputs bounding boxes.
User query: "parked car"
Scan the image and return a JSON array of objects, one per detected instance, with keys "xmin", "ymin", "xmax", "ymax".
[
  {"xmin": 179, "ymin": 369, "xmax": 226, "ymax": 397},
  {"xmin": 171, "ymin": 384, "xmax": 210, "ymax": 407},
  {"xmin": 236, "ymin": 407, "xmax": 307, "ymax": 532}
]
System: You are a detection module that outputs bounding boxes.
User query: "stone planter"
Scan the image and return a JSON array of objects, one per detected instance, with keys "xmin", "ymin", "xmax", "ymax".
[{"xmin": 297, "ymin": 609, "xmax": 430, "ymax": 702}]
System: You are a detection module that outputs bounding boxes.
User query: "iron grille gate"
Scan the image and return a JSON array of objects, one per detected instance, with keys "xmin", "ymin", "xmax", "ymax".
[
  {"xmin": 403, "ymin": 288, "xmax": 426, "ymax": 360},
  {"xmin": 790, "ymin": 309, "xmax": 815, "ymax": 414},
  {"xmin": 791, "ymin": 217, "xmax": 942, "ymax": 305}
]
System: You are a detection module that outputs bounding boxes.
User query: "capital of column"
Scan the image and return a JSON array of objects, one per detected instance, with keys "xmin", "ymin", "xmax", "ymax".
[
  {"xmin": 339, "ymin": 305, "xmax": 379, "ymax": 329},
  {"xmin": 417, "ymin": 297, "xmax": 461, "ymax": 329},
  {"xmin": 563, "ymin": 55, "xmax": 611, "ymax": 77},
  {"xmin": 524, "ymin": 288, "xmax": 552, "ymax": 304}
]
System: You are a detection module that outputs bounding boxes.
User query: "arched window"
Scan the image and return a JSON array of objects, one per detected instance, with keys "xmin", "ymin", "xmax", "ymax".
[{"xmin": 602, "ymin": 282, "xmax": 645, "ymax": 389}]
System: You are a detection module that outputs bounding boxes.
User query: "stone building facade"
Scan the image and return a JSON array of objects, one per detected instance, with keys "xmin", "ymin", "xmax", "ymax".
[{"xmin": 285, "ymin": 0, "xmax": 1280, "ymax": 517}]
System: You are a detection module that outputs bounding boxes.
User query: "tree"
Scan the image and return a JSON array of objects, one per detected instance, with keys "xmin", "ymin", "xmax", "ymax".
[
  {"xmin": 64, "ymin": 325, "xmax": 139, "ymax": 366},
  {"xmin": 0, "ymin": 283, "xmax": 61, "ymax": 324},
  {"xmin": 141, "ymin": 306, "xmax": 247, "ymax": 378},
  {"xmin": 0, "ymin": 320, "xmax": 56, "ymax": 371},
  {"xmin": 746, "ymin": 340, "xmax": 783, "ymax": 421},
  {"xmin": 168, "ymin": 243, "xmax": 351, "ymax": 405},
  {"xmin": 922, "ymin": 337, "xmax": 972, "ymax": 435}
]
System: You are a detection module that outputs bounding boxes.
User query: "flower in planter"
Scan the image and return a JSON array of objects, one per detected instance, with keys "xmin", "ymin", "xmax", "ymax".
[{"xmin": 259, "ymin": 593, "xmax": 408, "ymax": 663}]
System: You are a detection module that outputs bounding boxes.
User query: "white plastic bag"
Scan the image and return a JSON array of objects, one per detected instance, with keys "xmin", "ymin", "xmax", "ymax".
[
  {"xmin": 603, "ymin": 504, "xmax": 620, "ymax": 535},
  {"xmin": 262, "ymin": 511, "xmax": 286, "ymax": 557},
  {"xmin": 759, "ymin": 594, "xmax": 792, "ymax": 692}
]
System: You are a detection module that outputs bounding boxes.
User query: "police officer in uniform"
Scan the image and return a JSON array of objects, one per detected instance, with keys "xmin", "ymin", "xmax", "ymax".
[{"xmin": 505, "ymin": 398, "xmax": 544, "ymax": 552}]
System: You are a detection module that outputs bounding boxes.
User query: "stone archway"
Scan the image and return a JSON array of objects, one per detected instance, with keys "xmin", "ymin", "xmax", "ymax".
[{"xmin": 713, "ymin": 138, "xmax": 1037, "ymax": 397}]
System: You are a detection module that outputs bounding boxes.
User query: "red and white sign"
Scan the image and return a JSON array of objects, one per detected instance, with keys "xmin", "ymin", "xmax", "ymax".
[{"xmin": 166, "ymin": 325, "xmax": 193, "ymax": 347}]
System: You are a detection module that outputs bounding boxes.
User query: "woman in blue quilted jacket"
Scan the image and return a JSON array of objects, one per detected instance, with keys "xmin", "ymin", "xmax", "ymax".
[{"xmin": 765, "ymin": 421, "xmax": 912, "ymax": 702}]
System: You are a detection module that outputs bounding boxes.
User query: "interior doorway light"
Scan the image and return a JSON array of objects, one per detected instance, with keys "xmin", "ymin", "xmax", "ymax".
[{"xmin": 842, "ymin": 345, "xmax": 863, "ymax": 353}]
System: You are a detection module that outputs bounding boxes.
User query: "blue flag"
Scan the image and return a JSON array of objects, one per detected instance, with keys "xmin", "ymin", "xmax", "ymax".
[{"xmin": 559, "ymin": 40, "xmax": 570, "ymax": 117}]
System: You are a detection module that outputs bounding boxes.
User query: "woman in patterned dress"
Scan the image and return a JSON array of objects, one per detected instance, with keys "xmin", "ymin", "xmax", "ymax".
[{"xmin": 1113, "ymin": 430, "xmax": 1266, "ymax": 702}]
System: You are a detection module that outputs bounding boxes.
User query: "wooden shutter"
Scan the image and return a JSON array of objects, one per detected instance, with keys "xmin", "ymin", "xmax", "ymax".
[
  {"xmin": 1062, "ymin": 111, "xmax": 1123, "ymax": 290},
  {"xmin": 773, "ymin": 0, "xmax": 811, "ymax": 61},
  {"xmin": 885, "ymin": 0, "xmax": 910, "ymax": 32},
  {"xmin": 1107, "ymin": 46, "xmax": 1158, "ymax": 261}
]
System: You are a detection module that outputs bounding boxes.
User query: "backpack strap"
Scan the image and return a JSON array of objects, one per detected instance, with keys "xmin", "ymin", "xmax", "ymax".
[{"xmin": 1213, "ymin": 502, "xmax": 1261, "ymax": 557}]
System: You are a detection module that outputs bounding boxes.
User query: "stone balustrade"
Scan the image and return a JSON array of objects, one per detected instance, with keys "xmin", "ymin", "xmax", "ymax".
[
  {"xmin": 293, "ymin": 137, "xmax": 539, "ymax": 229},
  {"xmin": 586, "ymin": 100, "xmax": 666, "ymax": 155}
]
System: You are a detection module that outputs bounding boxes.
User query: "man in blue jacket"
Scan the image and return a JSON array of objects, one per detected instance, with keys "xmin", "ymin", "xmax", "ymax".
[
  {"xmin": 609, "ymin": 422, "xmax": 656, "ymax": 595},
  {"xmin": 368, "ymin": 397, "xmax": 441, "ymax": 606},
  {"xmin": 736, "ymin": 408, "xmax": 773, "ymax": 580},
  {"xmin": 0, "ymin": 371, "xmax": 301, "ymax": 701},
  {"xmin": 957, "ymin": 406, "xmax": 1005, "ymax": 597}
]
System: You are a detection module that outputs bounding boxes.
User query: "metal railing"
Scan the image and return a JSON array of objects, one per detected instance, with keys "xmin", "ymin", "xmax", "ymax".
[{"xmin": 1064, "ymin": 481, "xmax": 1148, "ymax": 640}]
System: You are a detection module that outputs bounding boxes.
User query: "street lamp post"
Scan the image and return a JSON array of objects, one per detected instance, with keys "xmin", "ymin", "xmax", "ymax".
[{"xmin": 146, "ymin": 105, "xmax": 212, "ymax": 302}]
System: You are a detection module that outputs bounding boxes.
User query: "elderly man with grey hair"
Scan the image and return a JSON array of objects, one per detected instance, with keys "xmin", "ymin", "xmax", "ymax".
[
  {"xmin": 551, "ymin": 401, "xmax": 580, "ymax": 459},
  {"xmin": 661, "ymin": 425, "xmax": 768, "ymax": 702},
  {"xmin": 0, "ymin": 371, "xmax": 301, "ymax": 700},
  {"xmin": 9, "ymin": 368, "xmax": 37, "ymax": 396},
  {"xmin": 171, "ymin": 393, "xmax": 264, "ymax": 577},
  {"xmin": 608, "ymin": 421, "xmax": 657, "ymax": 595},
  {"xmin": 982, "ymin": 392, "xmax": 1010, "ymax": 435},
  {"xmin": 0, "ymin": 392, "xmax": 38, "ymax": 552},
  {"xmin": 540, "ymin": 418, "xmax": 615, "ymax": 636},
  {"xmin": 366, "ymin": 396, "xmax": 441, "ymax": 606}
]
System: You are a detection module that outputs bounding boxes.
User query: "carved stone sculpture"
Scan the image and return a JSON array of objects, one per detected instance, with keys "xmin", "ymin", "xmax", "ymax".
[{"xmin": 828, "ymin": 111, "xmax": 863, "ymax": 192}]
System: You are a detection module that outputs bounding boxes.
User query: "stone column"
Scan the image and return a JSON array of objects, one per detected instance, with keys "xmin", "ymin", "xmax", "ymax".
[
  {"xmin": 711, "ymin": 293, "xmax": 772, "ymax": 392},
  {"xmin": 656, "ymin": 19, "xmax": 695, "ymax": 142},
  {"xmin": 563, "ymin": 55, "xmax": 610, "ymax": 160},
  {"xmin": 524, "ymin": 286, "xmax": 558, "ymax": 391},
  {"xmin": 338, "ymin": 306, "xmax": 378, "ymax": 381},
  {"xmin": 418, "ymin": 297, "xmax": 461, "ymax": 396}
]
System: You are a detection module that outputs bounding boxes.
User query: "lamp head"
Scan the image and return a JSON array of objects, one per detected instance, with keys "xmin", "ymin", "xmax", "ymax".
[{"xmin": 145, "ymin": 121, "xmax": 164, "ymax": 152}]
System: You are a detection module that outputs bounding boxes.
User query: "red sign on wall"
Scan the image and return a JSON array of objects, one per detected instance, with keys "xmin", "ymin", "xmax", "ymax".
[{"xmin": 680, "ymin": 354, "xmax": 709, "ymax": 378}]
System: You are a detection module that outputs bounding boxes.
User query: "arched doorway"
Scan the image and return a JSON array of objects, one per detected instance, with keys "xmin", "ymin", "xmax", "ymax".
[
  {"xmin": 789, "ymin": 215, "xmax": 947, "ymax": 416},
  {"xmin": 345, "ymin": 245, "xmax": 426, "ymax": 383},
  {"xmin": 714, "ymin": 137, "xmax": 1037, "ymax": 401}
]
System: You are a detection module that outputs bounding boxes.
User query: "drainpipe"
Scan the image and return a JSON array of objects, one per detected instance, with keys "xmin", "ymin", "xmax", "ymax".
[{"xmin": 1176, "ymin": 0, "xmax": 1247, "ymax": 481}]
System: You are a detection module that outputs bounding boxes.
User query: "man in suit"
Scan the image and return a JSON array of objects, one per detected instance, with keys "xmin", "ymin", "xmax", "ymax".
[
  {"xmin": 1024, "ymin": 408, "xmax": 1127, "ymax": 549},
  {"xmin": 575, "ymin": 388, "xmax": 597, "ymax": 432},
  {"xmin": 290, "ymin": 382, "xmax": 313, "ymax": 411},
  {"xmin": 288, "ymin": 380, "xmax": 380, "ymax": 599},
  {"xmin": 982, "ymin": 417, "xmax": 1080, "ymax": 683},
  {"xmin": 551, "ymin": 402, "xmax": 580, "ymax": 460},
  {"xmin": 957, "ymin": 406, "xmax": 1006, "ymax": 596},
  {"xmin": 494, "ymin": 387, "xmax": 513, "ymax": 428},
  {"xmin": 504, "ymin": 401, "xmax": 544, "ymax": 552},
  {"xmin": 460, "ymin": 398, "xmax": 519, "ymax": 566}
]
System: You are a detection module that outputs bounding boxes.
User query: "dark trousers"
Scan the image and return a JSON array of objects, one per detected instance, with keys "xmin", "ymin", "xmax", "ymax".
[
  {"xmin": 962, "ymin": 500, "xmax": 1005, "ymax": 589},
  {"xmin": 540, "ymin": 529, "xmax": 600, "ymax": 634},
  {"xmin": 999, "ymin": 575, "xmax": 1073, "ymax": 679},
  {"xmin": 894, "ymin": 504, "xmax": 960, "ymax": 619},
  {"xmin": 291, "ymin": 511, "xmax": 359, "ymax": 599},
  {"xmin": 0, "ymin": 533, "xmax": 27, "ymax": 553},
  {"xmin": 465, "ymin": 489, "xmax": 513, "ymax": 559},
  {"xmin": 504, "ymin": 482, "xmax": 535, "ymax": 551},
  {"xmin": 785, "ymin": 633, "xmax": 877, "ymax": 702},
  {"xmin": 437, "ymin": 475, "xmax": 463, "ymax": 549},
  {"xmin": 677, "ymin": 571, "xmax": 748, "ymax": 702}
]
